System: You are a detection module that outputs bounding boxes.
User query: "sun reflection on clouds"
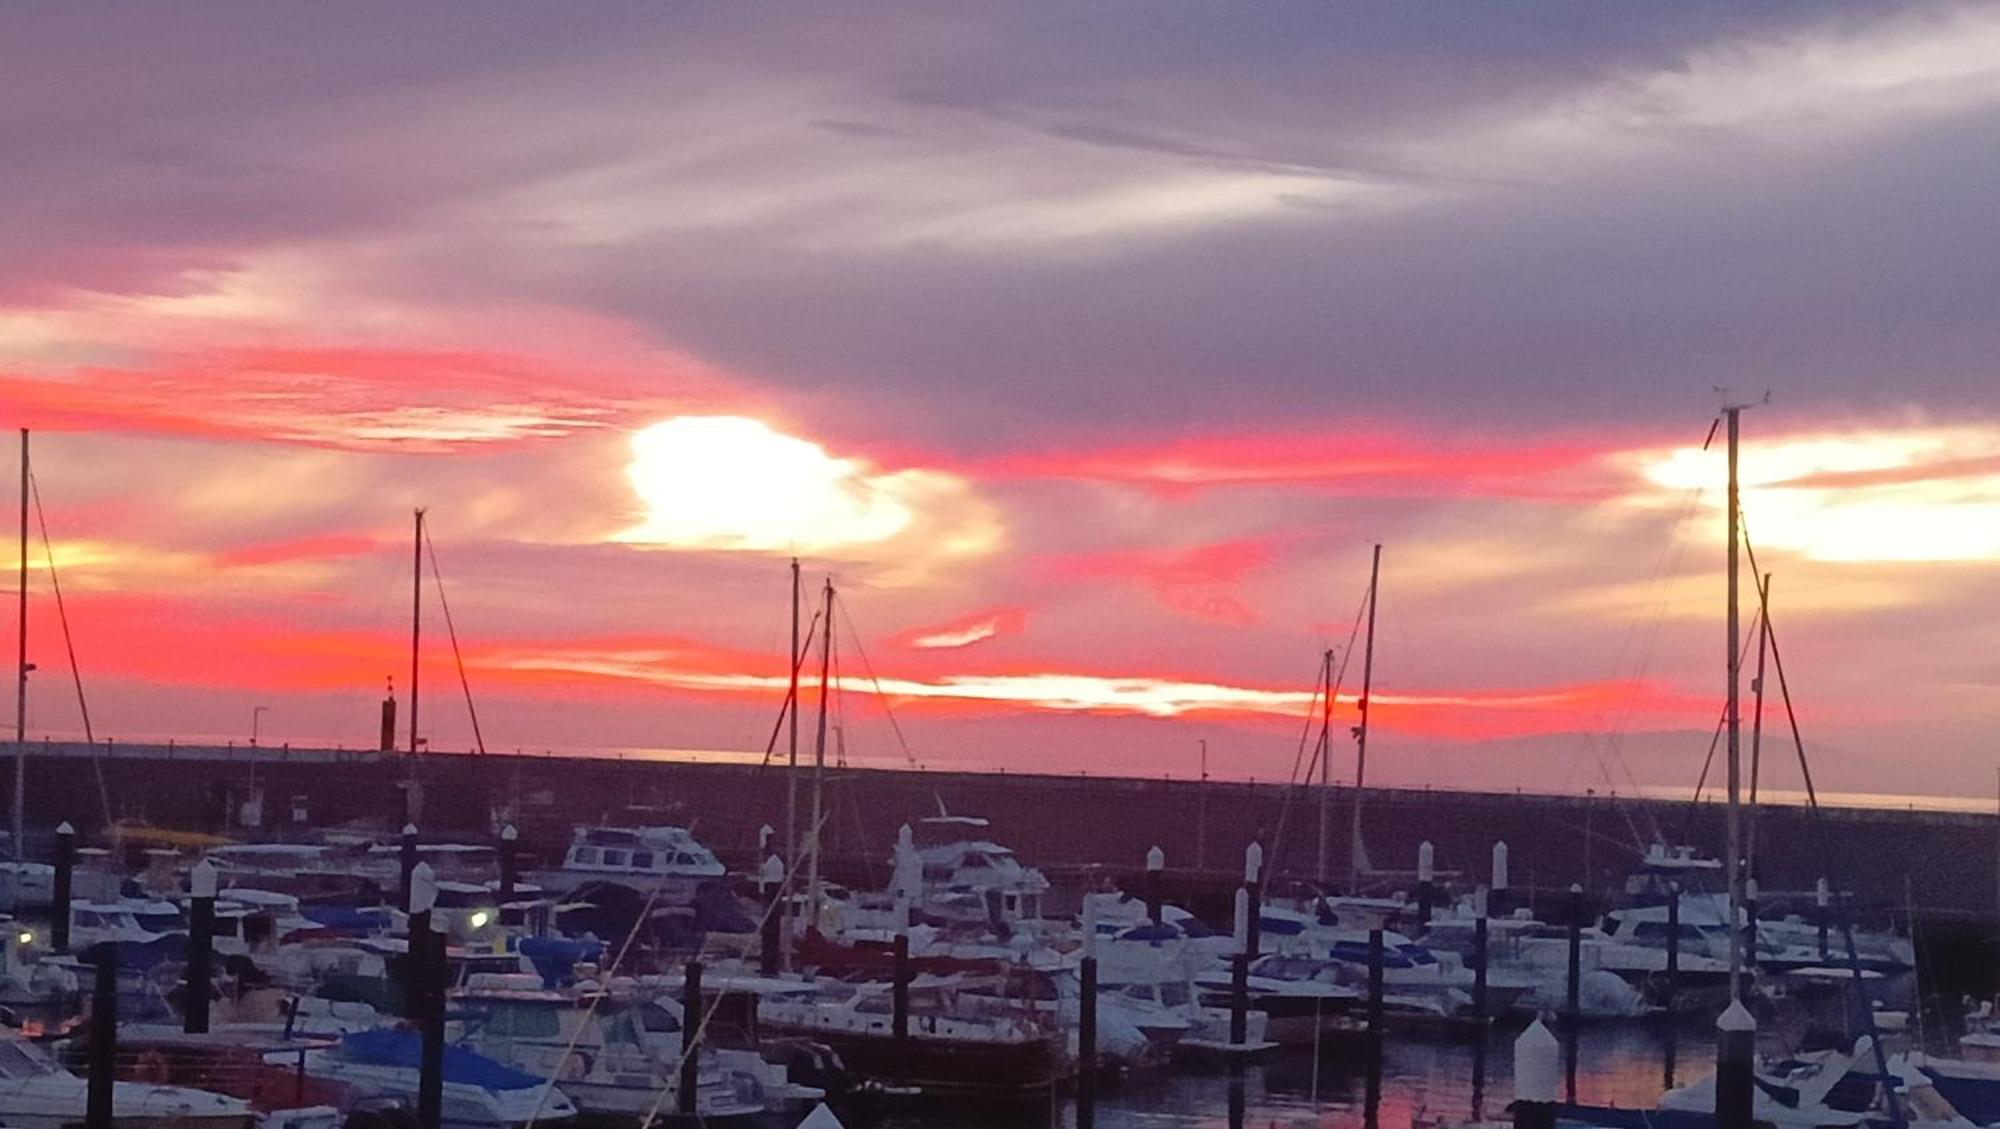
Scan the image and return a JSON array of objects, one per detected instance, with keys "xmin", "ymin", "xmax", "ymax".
[
  {"xmin": 1633, "ymin": 423, "xmax": 2000, "ymax": 562},
  {"xmin": 615, "ymin": 416, "xmax": 1000, "ymax": 559}
]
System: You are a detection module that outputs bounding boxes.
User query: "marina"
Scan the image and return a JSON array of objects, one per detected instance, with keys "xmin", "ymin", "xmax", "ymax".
[{"xmin": 9, "ymin": 6, "xmax": 2000, "ymax": 1129}]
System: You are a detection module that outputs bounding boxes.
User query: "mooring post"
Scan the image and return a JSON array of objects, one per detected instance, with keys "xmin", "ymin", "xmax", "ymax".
[
  {"xmin": 1079, "ymin": 899, "xmax": 1099, "ymax": 1129},
  {"xmin": 1815, "ymin": 878, "xmax": 1830, "ymax": 961},
  {"xmin": 1230, "ymin": 886, "xmax": 1250, "ymax": 1046},
  {"xmin": 759, "ymin": 854, "xmax": 784, "ymax": 977},
  {"xmin": 417, "ymin": 893, "xmax": 445, "ymax": 1129},
  {"xmin": 1145, "ymin": 845, "xmax": 1165, "ymax": 924},
  {"xmin": 497, "ymin": 824, "xmax": 517, "ymax": 902},
  {"xmin": 1665, "ymin": 883, "xmax": 1681, "ymax": 1012},
  {"xmin": 406, "ymin": 860, "xmax": 435, "ymax": 1021},
  {"xmin": 1416, "ymin": 840, "xmax": 1435, "ymax": 927},
  {"xmin": 52, "ymin": 820, "xmax": 74, "ymax": 952},
  {"xmin": 1244, "ymin": 841, "xmax": 1264, "ymax": 959},
  {"xmin": 1368, "ymin": 926, "xmax": 1386, "ymax": 1052},
  {"xmin": 1715, "ymin": 1000, "xmax": 1756, "ymax": 1129},
  {"xmin": 86, "ymin": 942, "xmax": 116, "ymax": 1129},
  {"xmin": 399, "ymin": 822, "xmax": 419, "ymax": 912},
  {"xmin": 1743, "ymin": 878, "xmax": 1760, "ymax": 999},
  {"xmin": 1473, "ymin": 913, "xmax": 1490, "ymax": 1028},
  {"xmin": 679, "ymin": 960, "xmax": 703, "ymax": 1116},
  {"xmin": 1565, "ymin": 883, "xmax": 1582, "ymax": 1101},
  {"xmin": 185, "ymin": 859, "xmax": 216, "ymax": 1034},
  {"xmin": 891, "ymin": 933, "xmax": 910, "ymax": 1050},
  {"xmin": 1512, "ymin": 1019, "xmax": 1559, "ymax": 1129}
]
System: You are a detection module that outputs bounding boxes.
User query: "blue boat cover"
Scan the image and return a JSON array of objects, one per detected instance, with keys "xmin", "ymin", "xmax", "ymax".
[
  {"xmin": 1921, "ymin": 1067, "xmax": 2000, "ymax": 1126},
  {"xmin": 301, "ymin": 904, "xmax": 394, "ymax": 934},
  {"xmin": 518, "ymin": 936, "xmax": 604, "ymax": 988},
  {"xmin": 339, "ymin": 1029, "xmax": 548, "ymax": 1092}
]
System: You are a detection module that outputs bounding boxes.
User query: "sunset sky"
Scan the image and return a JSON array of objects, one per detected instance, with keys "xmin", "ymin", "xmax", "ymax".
[{"xmin": 4, "ymin": 4, "xmax": 1999, "ymax": 803}]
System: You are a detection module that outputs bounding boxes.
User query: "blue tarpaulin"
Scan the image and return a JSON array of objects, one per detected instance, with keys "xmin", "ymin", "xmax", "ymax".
[
  {"xmin": 518, "ymin": 936, "xmax": 603, "ymax": 988},
  {"xmin": 338, "ymin": 1029, "xmax": 549, "ymax": 1092}
]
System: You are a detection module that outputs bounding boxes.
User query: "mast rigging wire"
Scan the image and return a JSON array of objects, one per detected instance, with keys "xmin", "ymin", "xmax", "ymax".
[
  {"xmin": 836, "ymin": 597, "xmax": 920, "ymax": 770},
  {"xmin": 421, "ymin": 525, "xmax": 486, "ymax": 756},
  {"xmin": 757, "ymin": 611, "xmax": 821, "ymax": 768},
  {"xmin": 28, "ymin": 470, "xmax": 113, "ymax": 829},
  {"xmin": 1741, "ymin": 524, "xmax": 1904, "ymax": 1129},
  {"xmin": 1269, "ymin": 579, "xmax": 1370, "ymax": 881}
]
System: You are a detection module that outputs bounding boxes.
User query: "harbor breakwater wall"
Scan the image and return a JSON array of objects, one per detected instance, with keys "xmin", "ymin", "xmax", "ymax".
[{"xmin": 10, "ymin": 740, "xmax": 1994, "ymax": 926}]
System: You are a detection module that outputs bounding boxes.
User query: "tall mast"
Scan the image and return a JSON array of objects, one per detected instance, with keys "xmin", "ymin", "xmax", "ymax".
[
  {"xmin": 804, "ymin": 577, "xmax": 833, "ymax": 931},
  {"xmin": 1349, "ymin": 543, "xmax": 1381, "ymax": 891},
  {"xmin": 12, "ymin": 429, "xmax": 26, "ymax": 853},
  {"xmin": 1315, "ymin": 649, "xmax": 1333, "ymax": 884},
  {"xmin": 1724, "ymin": 406, "xmax": 1744, "ymax": 998},
  {"xmin": 784, "ymin": 558, "xmax": 800, "ymax": 882},
  {"xmin": 409, "ymin": 508, "xmax": 425, "ymax": 756},
  {"xmin": 1746, "ymin": 573, "xmax": 1771, "ymax": 884}
]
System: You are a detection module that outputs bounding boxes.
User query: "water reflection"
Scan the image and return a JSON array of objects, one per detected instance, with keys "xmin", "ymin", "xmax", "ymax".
[{"xmin": 859, "ymin": 1023, "xmax": 1716, "ymax": 1129}]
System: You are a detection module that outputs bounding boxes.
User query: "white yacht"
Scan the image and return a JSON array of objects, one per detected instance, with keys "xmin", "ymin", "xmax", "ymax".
[
  {"xmin": 528, "ymin": 826, "xmax": 724, "ymax": 902},
  {"xmin": 0, "ymin": 1033, "xmax": 255, "ymax": 1129}
]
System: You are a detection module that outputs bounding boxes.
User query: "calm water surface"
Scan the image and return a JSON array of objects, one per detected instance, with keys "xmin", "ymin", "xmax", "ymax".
[{"xmin": 863, "ymin": 1023, "xmax": 1723, "ymax": 1129}]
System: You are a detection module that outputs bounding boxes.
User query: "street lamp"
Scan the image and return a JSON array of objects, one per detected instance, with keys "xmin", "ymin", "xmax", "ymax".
[{"xmin": 251, "ymin": 706, "xmax": 270, "ymax": 747}]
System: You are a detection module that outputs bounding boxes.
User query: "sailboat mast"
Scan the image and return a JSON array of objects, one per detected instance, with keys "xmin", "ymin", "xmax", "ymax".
[
  {"xmin": 1724, "ymin": 406, "xmax": 1744, "ymax": 998},
  {"xmin": 409, "ymin": 508, "xmax": 424, "ymax": 756},
  {"xmin": 805, "ymin": 577, "xmax": 833, "ymax": 931},
  {"xmin": 1350, "ymin": 543, "xmax": 1381, "ymax": 891},
  {"xmin": 12, "ymin": 429, "xmax": 26, "ymax": 853},
  {"xmin": 785, "ymin": 558, "xmax": 800, "ymax": 883},
  {"xmin": 1746, "ymin": 573, "xmax": 1771, "ymax": 884},
  {"xmin": 1315, "ymin": 650, "xmax": 1332, "ymax": 884}
]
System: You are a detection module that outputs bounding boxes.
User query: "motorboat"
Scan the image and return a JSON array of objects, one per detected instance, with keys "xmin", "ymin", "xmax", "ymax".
[
  {"xmin": 1193, "ymin": 953, "xmax": 1363, "ymax": 1046},
  {"xmin": 448, "ymin": 973, "xmax": 787, "ymax": 1119},
  {"xmin": 84, "ymin": 1027, "xmax": 342, "ymax": 1129},
  {"xmin": 301, "ymin": 1028, "xmax": 579, "ymax": 1129},
  {"xmin": 0, "ymin": 1031, "xmax": 256, "ymax": 1129},
  {"xmin": 528, "ymin": 826, "xmax": 724, "ymax": 904},
  {"xmin": 756, "ymin": 974, "xmax": 1059, "ymax": 1101}
]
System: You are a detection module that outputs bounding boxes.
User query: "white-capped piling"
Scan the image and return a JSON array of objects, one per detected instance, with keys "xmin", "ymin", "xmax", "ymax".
[
  {"xmin": 1416, "ymin": 840, "xmax": 1435, "ymax": 925},
  {"xmin": 185, "ymin": 859, "xmax": 217, "ymax": 1034},
  {"xmin": 1511, "ymin": 1019, "xmax": 1560, "ymax": 1129},
  {"xmin": 1715, "ymin": 1000, "xmax": 1757, "ymax": 1129},
  {"xmin": 1145, "ymin": 845, "xmax": 1165, "ymax": 924}
]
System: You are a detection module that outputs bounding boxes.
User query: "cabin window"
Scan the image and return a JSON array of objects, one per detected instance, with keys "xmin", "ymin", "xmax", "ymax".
[
  {"xmin": 603, "ymin": 849, "xmax": 630, "ymax": 867},
  {"xmin": 573, "ymin": 847, "xmax": 600, "ymax": 865},
  {"xmin": 489, "ymin": 1006, "xmax": 560, "ymax": 1039},
  {"xmin": 632, "ymin": 851, "xmax": 654, "ymax": 870}
]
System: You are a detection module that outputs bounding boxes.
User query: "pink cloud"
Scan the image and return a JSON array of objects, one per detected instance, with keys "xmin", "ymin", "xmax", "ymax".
[
  {"xmin": 888, "ymin": 606, "xmax": 1030, "ymax": 650},
  {"xmin": 986, "ymin": 428, "xmax": 1625, "ymax": 501},
  {"xmin": 1045, "ymin": 536, "xmax": 1277, "ymax": 625}
]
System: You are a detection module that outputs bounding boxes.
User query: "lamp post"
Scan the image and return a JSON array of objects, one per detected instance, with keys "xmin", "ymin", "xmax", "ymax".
[{"xmin": 250, "ymin": 706, "xmax": 270, "ymax": 748}]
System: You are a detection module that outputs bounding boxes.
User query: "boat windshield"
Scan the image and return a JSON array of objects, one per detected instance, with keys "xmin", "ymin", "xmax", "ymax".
[{"xmin": 0, "ymin": 1040, "xmax": 59, "ymax": 1079}]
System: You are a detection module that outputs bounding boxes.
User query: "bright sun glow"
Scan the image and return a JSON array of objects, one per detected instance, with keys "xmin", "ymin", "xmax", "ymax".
[
  {"xmin": 1635, "ymin": 425, "xmax": 2000, "ymax": 562},
  {"xmin": 618, "ymin": 416, "xmax": 919, "ymax": 552}
]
